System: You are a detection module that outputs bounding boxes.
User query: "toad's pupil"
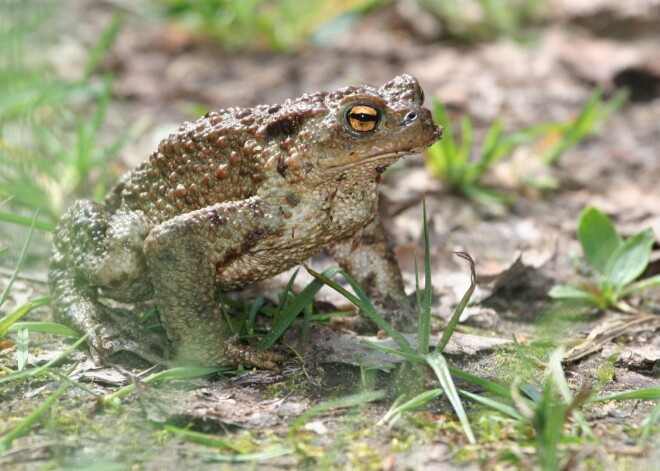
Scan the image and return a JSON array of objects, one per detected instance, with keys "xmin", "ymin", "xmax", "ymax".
[
  {"xmin": 348, "ymin": 105, "xmax": 379, "ymax": 131},
  {"xmin": 353, "ymin": 113, "xmax": 376, "ymax": 122}
]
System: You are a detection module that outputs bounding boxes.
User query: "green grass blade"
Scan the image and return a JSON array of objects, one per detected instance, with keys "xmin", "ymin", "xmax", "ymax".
[
  {"xmin": 307, "ymin": 267, "xmax": 415, "ymax": 355},
  {"xmin": 600, "ymin": 87, "xmax": 629, "ymax": 117},
  {"xmin": 362, "ymin": 338, "xmax": 425, "ymax": 363},
  {"xmin": 541, "ymin": 88, "xmax": 603, "ymax": 165},
  {"xmin": 418, "ymin": 198, "xmax": 431, "ymax": 355},
  {"xmin": 103, "ymin": 366, "xmax": 227, "ymax": 406},
  {"xmin": 290, "ymin": 390, "xmax": 386, "ymax": 433},
  {"xmin": 427, "ymin": 352, "xmax": 476, "ymax": 444},
  {"xmin": 0, "ymin": 333, "xmax": 89, "ymax": 386},
  {"xmin": 245, "ymin": 294, "xmax": 266, "ymax": 335},
  {"xmin": 379, "ymin": 388, "xmax": 444, "ymax": 426},
  {"xmin": 449, "ymin": 366, "xmax": 512, "ymax": 399},
  {"xmin": 7, "ymin": 321, "xmax": 79, "ymax": 338},
  {"xmin": 259, "ymin": 266, "xmax": 340, "ymax": 350},
  {"xmin": 511, "ymin": 335, "xmax": 542, "ymax": 389},
  {"xmin": 0, "ymin": 211, "xmax": 38, "ymax": 307},
  {"xmin": 591, "ymin": 387, "xmax": 660, "ymax": 402},
  {"xmin": 437, "ymin": 252, "xmax": 475, "ymax": 352},
  {"xmin": 459, "ymin": 389, "xmax": 523, "ymax": 420},
  {"xmin": 546, "ymin": 348, "xmax": 595, "ymax": 439},
  {"xmin": 16, "ymin": 327, "xmax": 28, "ymax": 371},
  {"xmin": 0, "ymin": 301, "xmax": 32, "ymax": 337},
  {"xmin": 639, "ymin": 402, "xmax": 660, "ymax": 446},
  {"xmin": 45, "ymin": 367, "xmax": 101, "ymax": 398},
  {"xmin": 83, "ymin": 11, "xmax": 124, "ymax": 78},
  {"xmin": 0, "ymin": 210, "xmax": 55, "ymax": 231},
  {"xmin": 620, "ymin": 274, "xmax": 660, "ymax": 296},
  {"xmin": 164, "ymin": 424, "xmax": 247, "ymax": 453},
  {"xmin": 301, "ymin": 301, "xmax": 312, "ymax": 354},
  {"xmin": 273, "ymin": 267, "xmax": 300, "ymax": 324},
  {"xmin": 203, "ymin": 447, "xmax": 295, "ymax": 463},
  {"xmin": 414, "ymin": 254, "xmax": 423, "ymax": 347},
  {"xmin": 461, "ymin": 184, "xmax": 513, "ymax": 205},
  {"xmin": 535, "ymin": 372, "xmax": 564, "ymax": 471},
  {"xmin": 0, "ymin": 381, "xmax": 70, "ymax": 452},
  {"xmin": 469, "ymin": 118, "xmax": 504, "ymax": 180},
  {"xmin": 455, "ymin": 114, "xmax": 473, "ymax": 183}
]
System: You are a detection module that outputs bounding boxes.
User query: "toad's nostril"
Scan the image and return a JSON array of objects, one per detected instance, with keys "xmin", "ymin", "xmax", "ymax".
[{"xmin": 404, "ymin": 110, "xmax": 418, "ymax": 124}]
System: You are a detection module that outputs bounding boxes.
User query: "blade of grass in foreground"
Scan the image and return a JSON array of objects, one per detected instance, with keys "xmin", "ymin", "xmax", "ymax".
[
  {"xmin": 459, "ymin": 389, "xmax": 523, "ymax": 421},
  {"xmin": 639, "ymin": 402, "xmax": 660, "ymax": 446},
  {"xmin": 535, "ymin": 370, "xmax": 564, "ymax": 471},
  {"xmin": 449, "ymin": 367, "xmax": 512, "ymax": 399},
  {"xmin": 437, "ymin": 252, "xmax": 476, "ymax": 353},
  {"xmin": 0, "ymin": 211, "xmax": 55, "ymax": 231},
  {"xmin": 427, "ymin": 352, "xmax": 476, "ymax": 444},
  {"xmin": 271, "ymin": 267, "xmax": 299, "ymax": 325},
  {"xmin": 305, "ymin": 266, "xmax": 415, "ymax": 356},
  {"xmin": 379, "ymin": 388, "xmax": 444, "ymax": 427},
  {"xmin": 361, "ymin": 338, "xmax": 425, "ymax": 363},
  {"xmin": 417, "ymin": 197, "xmax": 432, "ymax": 355},
  {"xmin": 164, "ymin": 424, "xmax": 248, "ymax": 453},
  {"xmin": 0, "ymin": 333, "xmax": 89, "ymax": 387},
  {"xmin": 203, "ymin": 447, "xmax": 295, "ymax": 463},
  {"xmin": 259, "ymin": 266, "xmax": 341, "ymax": 350},
  {"xmin": 0, "ymin": 380, "xmax": 70, "ymax": 452},
  {"xmin": 512, "ymin": 334, "xmax": 543, "ymax": 390},
  {"xmin": 0, "ymin": 302, "xmax": 32, "ymax": 337},
  {"xmin": 16, "ymin": 327, "xmax": 28, "ymax": 371},
  {"xmin": 7, "ymin": 322, "xmax": 79, "ymax": 337},
  {"xmin": 591, "ymin": 387, "xmax": 660, "ymax": 402},
  {"xmin": 0, "ymin": 211, "xmax": 38, "ymax": 308}
]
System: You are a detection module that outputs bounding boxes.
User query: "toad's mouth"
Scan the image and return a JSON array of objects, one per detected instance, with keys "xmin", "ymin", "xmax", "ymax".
[
  {"xmin": 319, "ymin": 142, "xmax": 438, "ymax": 172},
  {"xmin": 319, "ymin": 124, "xmax": 443, "ymax": 172}
]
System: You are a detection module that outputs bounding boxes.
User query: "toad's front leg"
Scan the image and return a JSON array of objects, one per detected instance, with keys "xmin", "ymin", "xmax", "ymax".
[
  {"xmin": 143, "ymin": 198, "xmax": 287, "ymax": 369},
  {"xmin": 328, "ymin": 215, "xmax": 415, "ymax": 330}
]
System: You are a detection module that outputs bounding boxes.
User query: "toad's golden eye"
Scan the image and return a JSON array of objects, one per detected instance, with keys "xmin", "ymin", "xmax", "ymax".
[{"xmin": 345, "ymin": 104, "xmax": 381, "ymax": 133}]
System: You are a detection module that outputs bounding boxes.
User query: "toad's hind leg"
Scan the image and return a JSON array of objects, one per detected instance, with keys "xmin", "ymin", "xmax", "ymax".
[
  {"xmin": 49, "ymin": 200, "xmax": 171, "ymax": 365},
  {"xmin": 143, "ymin": 200, "xmax": 287, "ymax": 369}
]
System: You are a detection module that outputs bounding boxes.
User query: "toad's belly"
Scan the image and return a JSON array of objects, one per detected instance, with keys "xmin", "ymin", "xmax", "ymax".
[
  {"xmin": 214, "ymin": 227, "xmax": 343, "ymax": 290},
  {"xmin": 214, "ymin": 189, "xmax": 378, "ymax": 289},
  {"xmin": 215, "ymin": 248, "xmax": 312, "ymax": 290}
]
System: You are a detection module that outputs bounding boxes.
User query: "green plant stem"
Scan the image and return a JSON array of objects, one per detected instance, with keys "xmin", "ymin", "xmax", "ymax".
[{"xmin": 437, "ymin": 252, "xmax": 475, "ymax": 352}]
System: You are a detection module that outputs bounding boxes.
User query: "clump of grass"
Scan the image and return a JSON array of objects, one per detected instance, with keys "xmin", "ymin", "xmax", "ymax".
[
  {"xmin": 537, "ymin": 88, "xmax": 629, "ymax": 165},
  {"xmin": 415, "ymin": 0, "xmax": 547, "ymax": 42},
  {"xmin": 0, "ymin": 9, "xmax": 144, "ymax": 227},
  {"xmin": 160, "ymin": 0, "xmax": 386, "ymax": 53},
  {"xmin": 304, "ymin": 199, "xmax": 478, "ymax": 444},
  {"xmin": 426, "ymin": 88, "xmax": 628, "ymax": 203}
]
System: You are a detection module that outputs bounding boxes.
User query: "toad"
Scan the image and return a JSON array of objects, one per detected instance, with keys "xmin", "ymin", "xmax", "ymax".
[{"xmin": 49, "ymin": 74, "xmax": 442, "ymax": 369}]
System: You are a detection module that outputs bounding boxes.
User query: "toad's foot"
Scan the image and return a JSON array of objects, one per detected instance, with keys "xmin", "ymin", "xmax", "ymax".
[
  {"xmin": 226, "ymin": 337, "xmax": 288, "ymax": 371},
  {"xmin": 85, "ymin": 305, "xmax": 172, "ymax": 367}
]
